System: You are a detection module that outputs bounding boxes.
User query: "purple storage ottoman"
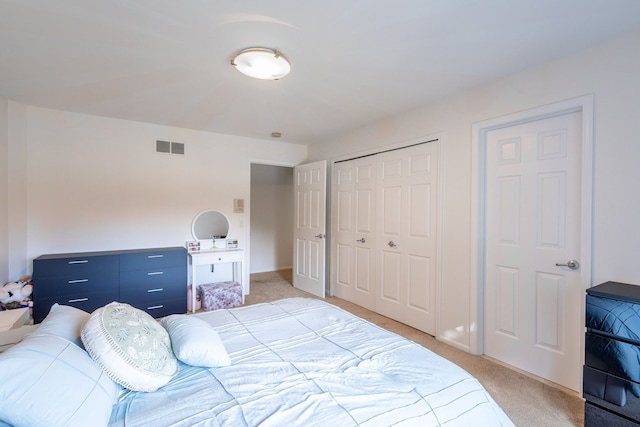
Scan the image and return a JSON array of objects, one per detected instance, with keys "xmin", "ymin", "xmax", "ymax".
[{"xmin": 197, "ymin": 281, "xmax": 242, "ymax": 311}]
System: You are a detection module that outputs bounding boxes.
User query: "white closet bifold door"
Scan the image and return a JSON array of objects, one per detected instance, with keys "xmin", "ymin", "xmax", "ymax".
[{"xmin": 332, "ymin": 141, "xmax": 438, "ymax": 335}]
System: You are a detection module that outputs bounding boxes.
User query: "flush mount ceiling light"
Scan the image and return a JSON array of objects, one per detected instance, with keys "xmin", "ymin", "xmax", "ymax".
[{"xmin": 231, "ymin": 48, "xmax": 290, "ymax": 80}]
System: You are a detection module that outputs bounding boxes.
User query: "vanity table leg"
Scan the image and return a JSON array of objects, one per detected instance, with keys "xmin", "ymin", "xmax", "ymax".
[
  {"xmin": 191, "ymin": 265, "xmax": 197, "ymax": 313},
  {"xmin": 240, "ymin": 260, "xmax": 245, "ymax": 303}
]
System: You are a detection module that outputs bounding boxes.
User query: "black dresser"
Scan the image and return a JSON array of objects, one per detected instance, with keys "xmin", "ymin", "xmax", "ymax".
[
  {"xmin": 32, "ymin": 247, "xmax": 187, "ymax": 323},
  {"xmin": 585, "ymin": 281, "xmax": 640, "ymax": 426}
]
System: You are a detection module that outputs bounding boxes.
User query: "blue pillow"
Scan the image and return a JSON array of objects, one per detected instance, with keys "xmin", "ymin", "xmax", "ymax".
[
  {"xmin": 0, "ymin": 334, "xmax": 121, "ymax": 427},
  {"xmin": 161, "ymin": 314, "xmax": 231, "ymax": 367},
  {"xmin": 33, "ymin": 303, "xmax": 90, "ymax": 347}
]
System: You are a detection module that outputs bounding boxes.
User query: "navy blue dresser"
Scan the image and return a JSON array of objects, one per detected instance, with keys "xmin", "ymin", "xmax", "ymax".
[
  {"xmin": 585, "ymin": 281, "xmax": 640, "ymax": 426},
  {"xmin": 32, "ymin": 247, "xmax": 187, "ymax": 323}
]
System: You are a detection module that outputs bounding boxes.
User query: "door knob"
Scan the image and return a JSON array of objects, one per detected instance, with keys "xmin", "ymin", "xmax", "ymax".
[
  {"xmin": 388, "ymin": 241, "xmax": 397, "ymax": 248},
  {"xmin": 555, "ymin": 259, "xmax": 580, "ymax": 270},
  {"xmin": 314, "ymin": 234, "xmax": 325, "ymax": 239},
  {"xmin": 356, "ymin": 238, "xmax": 366, "ymax": 243}
]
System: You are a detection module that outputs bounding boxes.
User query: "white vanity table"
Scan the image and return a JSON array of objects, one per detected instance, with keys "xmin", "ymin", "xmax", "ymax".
[
  {"xmin": 188, "ymin": 248, "xmax": 244, "ymax": 313},
  {"xmin": 187, "ymin": 209, "xmax": 245, "ymax": 313}
]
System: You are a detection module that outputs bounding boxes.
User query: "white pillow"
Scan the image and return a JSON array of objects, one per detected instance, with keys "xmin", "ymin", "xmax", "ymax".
[
  {"xmin": 81, "ymin": 302, "xmax": 178, "ymax": 392},
  {"xmin": 0, "ymin": 334, "xmax": 120, "ymax": 427},
  {"xmin": 161, "ymin": 314, "xmax": 231, "ymax": 367},
  {"xmin": 34, "ymin": 303, "xmax": 90, "ymax": 347}
]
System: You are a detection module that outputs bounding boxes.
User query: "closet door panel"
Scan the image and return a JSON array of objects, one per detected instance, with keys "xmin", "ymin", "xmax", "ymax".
[
  {"xmin": 403, "ymin": 145, "xmax": 438, "ymax": 334},
  {"xmin": 336, "ymin": 243, "xmax": 351, "ymax": 291},
  {"xmin": 378, "ymin": 249, "xmax": 403, "ymax": 320},
  {"xmin": 407, "ymin": 254, "xmax": 430, "ymax": 311},
  {"xmin": 333, "ymin": 162, "xmax": 355, "ymax": 301},
  {"xmin": 381, "ymin": 186, "xmax": 402, "ymax": 236},
  {"xmin": 356, "ymin": 189, "xmax": 373, "ymax": 233},
  {"xmin": 337, "ymin": 190, "xmax": 352, "ymax": 233},
  {"xmin": 376, "ymin": 154, "xmax": 404, "ymax": 321},
  {"xmin": 332, "ymin": 158, "xmax": 376, "ymax": 309},
  {"xmin": 376, "ymin": 143, "xmax": 438, "ymax": 335},
  {"xmin": 409, "ymin": 183, "xmax": 430, "ymax": 237},
  {"xmin": 355, "ymin": 246, "xmax": 372, "ymax": 294},
  {"xmin": 353, "ymin": 159, "xmax": 376, "ymax": 309}
]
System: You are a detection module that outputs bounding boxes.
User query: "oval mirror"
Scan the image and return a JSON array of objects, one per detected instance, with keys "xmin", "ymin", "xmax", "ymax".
[{"xmin": 191, "ymin": 210, "xmax": 230, "ymax": 241}]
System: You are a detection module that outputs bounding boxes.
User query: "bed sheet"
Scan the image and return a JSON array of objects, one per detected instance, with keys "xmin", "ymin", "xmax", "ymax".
[{"xmin": 109, "ymin": 298, "xmax": 513, "ymax": 426}]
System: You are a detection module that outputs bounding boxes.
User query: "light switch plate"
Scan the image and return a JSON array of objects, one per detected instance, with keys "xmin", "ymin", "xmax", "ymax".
[{"xmin": 234, "ymin": 198, "xmax": 245, "ymax": 213}]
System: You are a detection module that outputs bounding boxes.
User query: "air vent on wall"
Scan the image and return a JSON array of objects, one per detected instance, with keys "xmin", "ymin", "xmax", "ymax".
[{"xmin": 155, "ymin": 140, "xmax": 185, "ymax": 155}]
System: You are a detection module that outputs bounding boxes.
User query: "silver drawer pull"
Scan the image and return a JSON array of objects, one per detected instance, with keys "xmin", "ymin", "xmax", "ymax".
[
  {"xmin": 68, "ymin": 279, "xmax": 89, "ymax": 284},
  {"xmin": 68, "ymin": 298, "xmax": 89, "ymax": 303},
  {"xmin": 147, "ymin": 255, "xmax": 164, "ymax": 259},
  {"xmin": 68, "ymin": 260, "xmax": 88, "ymax": 264},
  {"xmin": 147, "ymin": 288, "xmax": 164, "ymax": 293},
  {"xmin": 147, "ymin": 271, "xmax": 164, "ymax": 276},
  {"xmin": 147, "ymin": 305, "xmax": 164, "ymax": 310}
]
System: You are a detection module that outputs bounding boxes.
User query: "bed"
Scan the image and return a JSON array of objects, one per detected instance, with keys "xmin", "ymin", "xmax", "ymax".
[{"xmin": 0, "ymin": 298, "xmax": 513, "ymax": 426}]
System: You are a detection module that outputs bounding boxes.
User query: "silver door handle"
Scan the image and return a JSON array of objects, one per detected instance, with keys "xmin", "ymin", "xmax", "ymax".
[
  {"xmin": 388, "ymin": 241, "xmax": 397, "ymax": 248},
  {"xmin": 356, "ymin": 238, "xmax": 366, "ymax": 243},
  {"xmin": 314, "ymin": 234, "xmax": 325, "ymax": 239},
  {"xmin": 555, "ymin": 259, "xmax": 580, "ymax": 270}
]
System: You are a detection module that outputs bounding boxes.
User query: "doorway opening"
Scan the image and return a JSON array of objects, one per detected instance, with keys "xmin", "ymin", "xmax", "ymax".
[{"xmin": 249, "ymin": 163, "xmax": 294, "ymax": 275}]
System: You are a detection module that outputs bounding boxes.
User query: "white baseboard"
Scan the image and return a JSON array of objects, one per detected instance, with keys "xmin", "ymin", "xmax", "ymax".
[{"xmin": 251, "ymin": 266, "xmax": 292, "ymax": 274}]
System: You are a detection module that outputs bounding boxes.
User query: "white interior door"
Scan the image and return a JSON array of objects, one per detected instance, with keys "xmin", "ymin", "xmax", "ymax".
[
  {"xmin": 293, "ymin": 160, "xmax": 327, "ymax": 298},
  {"xmin": 375, "ymin": 143, "xmax": 438, "ymax": 335},
  {"xmin": 484, "ymin": 111, "xmax": 582, "ymax": 391},
  {"xmin": 333, "ymin": 157, "xmax": 376, "ymax": 310}
]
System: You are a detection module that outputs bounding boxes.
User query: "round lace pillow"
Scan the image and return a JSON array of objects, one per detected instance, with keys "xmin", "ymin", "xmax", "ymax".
[{"xmin": 81, "ymin": 302, "xmax": 178, "ymax": 392}]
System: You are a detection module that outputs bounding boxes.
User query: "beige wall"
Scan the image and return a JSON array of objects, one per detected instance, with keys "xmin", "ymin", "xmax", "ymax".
[
  {"xmin": 0, "ymin": 97, "xmax": 8, "ymax": 283},
  {"xmin": 7, "ymin": 101, "xmax": 28, "ymax": 280},
  {"xmin": 310, "ymin": 30, "xmax": 640, "ymax": 351},
  {"xmin": 4, "ymin": 105, "xmax": 307, "ymax": 284}
]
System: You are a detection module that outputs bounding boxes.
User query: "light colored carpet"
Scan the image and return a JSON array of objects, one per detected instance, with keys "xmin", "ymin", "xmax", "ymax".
[{"xmin": 247, "ymin": 270, "xmax": 585, "ymax": 427}]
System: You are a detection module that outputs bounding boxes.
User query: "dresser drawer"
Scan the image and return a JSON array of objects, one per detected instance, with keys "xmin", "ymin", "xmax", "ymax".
[
  {"xmin": 34, "ymin": 272, "xmax": 119, "ymax": 299},
  {"xmin": 133, "ymin": 297, "xmax": 186, "ymax": 319},
  {"xmin": 120, "ymin": 266, "xmax": 186, "ymax": 288},
  {"xmin": 120, "ymin": 249, "xmax": 186, "ymax": 271},
  {"xmin": 584, "ymin": 365, "xmax": 640, "ymax": 423},
  {"xmin": 585, "ymin": 401, "xmax": 639, "ymax": 427},
  {"xmin": 33, "ymin": 290, "xmax": 118, "ymax": 323},
  {"xmin": 191, "ymin": 251, "xmax": 243, "ymax": 265},
  {"xmin": 586, "ymin": 332, "xmax": 640, "ymax": 384},
  {"xmin": 33, "ymin": 255, "xmax": 118, "ymax": 278},
  {"xmin": 120, "ymin": 280, "xmax": 186, "ymax": 302}
]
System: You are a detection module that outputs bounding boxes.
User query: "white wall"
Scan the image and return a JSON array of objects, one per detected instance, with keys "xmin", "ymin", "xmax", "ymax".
[
  {"xmin": 4, "ymin": 105, "xmax": 307, "ymax": 288},
  {"xmin": 250, "ymin": 164, "xmax": 293, "ymax": 274},
  {"xmin": 310, "ymin": 31, "xmax": 640, "ymax": 351},
  {"xmin": 7, "ymin": 101, "xmax": 28, "ymax": 280}
]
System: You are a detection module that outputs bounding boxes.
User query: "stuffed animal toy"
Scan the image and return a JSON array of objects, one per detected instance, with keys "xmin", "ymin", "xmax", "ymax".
[{"xmin": 0, "ymin": 275, "xmax": 33, "ymax": 305}]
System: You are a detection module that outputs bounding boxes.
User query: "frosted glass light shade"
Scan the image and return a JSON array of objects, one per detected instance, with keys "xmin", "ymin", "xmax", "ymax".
[{"xmin": 231, "ymin": 48, "xmax": 290, "ymax": 80}]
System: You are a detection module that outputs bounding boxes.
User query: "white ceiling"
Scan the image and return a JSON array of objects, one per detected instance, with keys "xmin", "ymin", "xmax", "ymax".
[{"xmin": 1, "ymin": 1, "xmax": 640, "ymax": 145}]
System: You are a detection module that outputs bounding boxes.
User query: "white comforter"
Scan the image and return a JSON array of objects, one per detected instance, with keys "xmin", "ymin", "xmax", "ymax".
[{"xmin": 109, "ymin": 298, "xmax": 513, "ymax": 426}]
